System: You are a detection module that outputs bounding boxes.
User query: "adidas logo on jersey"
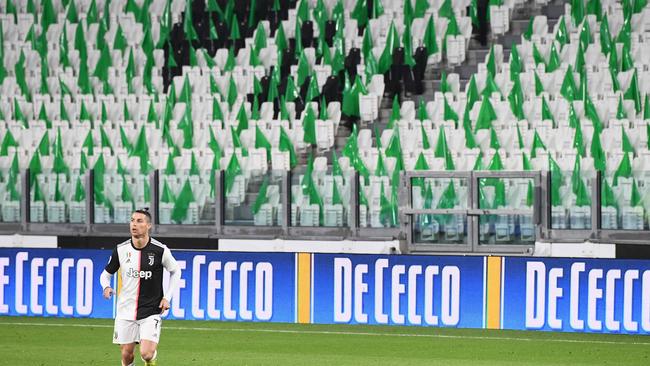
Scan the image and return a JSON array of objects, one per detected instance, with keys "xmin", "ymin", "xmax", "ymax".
[{"xmin": 126, "ymin": 268, "xmax": 153, "ymax": 280}]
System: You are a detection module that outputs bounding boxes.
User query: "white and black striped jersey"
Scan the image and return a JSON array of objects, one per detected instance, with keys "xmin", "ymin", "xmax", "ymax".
[{"xmin": 103, "ymin": 238, "xmax": 179, "ymax": 320}]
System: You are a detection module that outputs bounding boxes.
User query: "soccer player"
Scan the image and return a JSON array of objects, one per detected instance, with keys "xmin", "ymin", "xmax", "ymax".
[{"xmin": 100, "ymin": 209, "xmax": 181, "ymax": 366}]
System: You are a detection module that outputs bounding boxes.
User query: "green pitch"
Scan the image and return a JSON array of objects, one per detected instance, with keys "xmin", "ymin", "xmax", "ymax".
[{"xmin": 0, "ymin": 316, "xmax": 648, "ymax": 365}]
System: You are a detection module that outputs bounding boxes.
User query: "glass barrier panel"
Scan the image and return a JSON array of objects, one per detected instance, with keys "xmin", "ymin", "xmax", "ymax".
[
  {"xmin": 93, "ymin": 169, "xmax": 152, "ymax": 224},
  {"xmin": 477, "ymin": 177, "xmax": 536, "ymax": 244},
  {"xmin": 478, "ymin": 214, "xmax": 536, "ymax": 244},
  {"xmin": 410, "ymin": 176, "xmax": 468, "ymax": 244},
  {"xmin": 224, "ymin": 169, "xmax": 283, "ymax": 227},
  {"xmin": 410, "ymin": 177, "xmax": 468, "ymax": 209},
  {"xmin": 550, "ymin": 170, "xmax": 593, "ymax": 230},
  {"xmin": 159, "ymin": 170, "xmax": 215, "ymax": 225},
  {"xmin": 601, "ymin": 172, "xmax": 648, "ymax": 230},
  {"xmin": 30, "ymin": 170, "xmax": 87, "ymax": 223},
  {"xmin": 291, "ymin": 166, "xmax": 351, "ymax": 227},
  {"xmin": 1, "ymin": 168, "xmax": 21, "ymax": 223},
  {"xmin": 360, "ymin": 172, "xmax": 402, "ymax": 229},
  {"xmin": 413, "ymin": 214, "xmax": 468, "ymax": 244}
]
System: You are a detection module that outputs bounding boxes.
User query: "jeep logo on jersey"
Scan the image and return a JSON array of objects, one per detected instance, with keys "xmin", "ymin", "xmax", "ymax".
[
  {"xmin": 126, "ymin": 268, "xmax": 153, "ymax": 279},
  {"xmin": 148, "ymin": 253, "xmax": 155, "ymax": 266}
]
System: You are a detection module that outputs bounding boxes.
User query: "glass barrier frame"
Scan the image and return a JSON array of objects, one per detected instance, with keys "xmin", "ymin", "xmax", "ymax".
[
  {"xmin": 403, "ymin": 171, "xmax": 473, "ymax": 253},
  {"xmin": 3, "ymin": 168, "xmax": 650, "ymax": 251},
  {"xmin": 471, "ymin": 171, "xmax": 541, "ymax": 254},
  {"xmin": 404, "ymin": 171, "xmax": 541, "ymax": 254},
  {"xmin": 542, "ymin": 171, "xmax": 599, "ymax": 243}
]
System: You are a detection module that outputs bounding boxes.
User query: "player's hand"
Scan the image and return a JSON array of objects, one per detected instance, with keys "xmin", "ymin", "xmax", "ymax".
[
  {"xmin": 103, "ymin": 287, "xmax": 114, "ymax": 299},
  {"xmin": 159, "ymin": 298, "xmax": 170, "ymax": 312}
]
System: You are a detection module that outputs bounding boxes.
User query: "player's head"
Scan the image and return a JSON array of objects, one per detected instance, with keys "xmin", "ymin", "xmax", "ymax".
[{"xmin": 130, "ymin": 208, "xmax": 152, "ymax": 238}]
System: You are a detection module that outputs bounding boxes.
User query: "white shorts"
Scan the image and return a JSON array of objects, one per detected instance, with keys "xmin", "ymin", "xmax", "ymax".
[{"xmin": 113, "ymin": 314, "xmax": 162, "ymax": 345}]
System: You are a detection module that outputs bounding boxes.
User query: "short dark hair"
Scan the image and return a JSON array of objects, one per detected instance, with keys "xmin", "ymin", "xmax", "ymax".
[{"xmin": 133, "ymin": 208, "xmax": 152, "ymax": 223}]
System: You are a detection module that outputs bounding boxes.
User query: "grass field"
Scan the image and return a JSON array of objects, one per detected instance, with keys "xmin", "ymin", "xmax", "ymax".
[{"xmin": 1, "ymin": 316, "xmax": 649, "ymax": 365}]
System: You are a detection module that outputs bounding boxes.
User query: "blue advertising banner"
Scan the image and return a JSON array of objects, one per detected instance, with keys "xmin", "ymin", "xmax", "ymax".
[
  {"xmin": 0, "ymin": 248, "xmax": 112, "ymax": 318},
  {"xmin": 311, "ymin": 254, "xmax": 486, "ymax": 327},
  {"xmin": 502, "ymin": 257, "xmax": 650, "ymax": 334},
  {"xmin": 165, "ymin": 251, "xmax": 295, "ymax": 322},
  {"xmin": 0, "ymin": 249, "xmax": 296, "ymax": 322},
  {"xmin": 3, "ymin": 248, "xmax": 649, "ymax": 334}
]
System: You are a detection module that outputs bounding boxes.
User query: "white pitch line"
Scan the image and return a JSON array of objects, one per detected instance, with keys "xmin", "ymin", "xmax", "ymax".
[{"xmin": 1, "ymin": 321, "xmax": 649, "ymax": 346}]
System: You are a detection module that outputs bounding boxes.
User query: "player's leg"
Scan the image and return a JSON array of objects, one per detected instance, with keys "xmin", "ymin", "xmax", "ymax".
[
  {"xmin": 140, "ymin": 340, "xmax": 158, "ymax": 365},
  {"xmin": 139, "ymin": 314, "xmax": 162, "ymax": 365},
  {"xmin": 120, "ymin": 343, "xmax": 136, "ymax": 366},
  {"xmin": 114, "ymin": 318, "xmax": 139, "ymax": 365}
]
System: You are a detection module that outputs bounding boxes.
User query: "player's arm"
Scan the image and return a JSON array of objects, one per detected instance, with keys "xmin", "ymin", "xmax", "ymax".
[
  {"xmin": 100, "ymin": 248, "xmax": 120, "ymax": 299},
  {"xmin": 159, "ymin": 247, "xmax": 181, "ymax": 310}
]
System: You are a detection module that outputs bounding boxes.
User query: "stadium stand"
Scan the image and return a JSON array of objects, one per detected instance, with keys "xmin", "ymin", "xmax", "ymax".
[{"xmin": 0, "ymin": 0, "xmax": 649, "ymax": 253}]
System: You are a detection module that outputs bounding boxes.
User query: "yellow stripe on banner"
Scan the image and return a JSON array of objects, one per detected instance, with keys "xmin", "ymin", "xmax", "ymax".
[
  {"xmin": 297, "ymin": 253, "xmax": 312, "ymax": 324},
  {"xmin": 486, "ymin": 256, "xmax": 502, "ymax": 329}
]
